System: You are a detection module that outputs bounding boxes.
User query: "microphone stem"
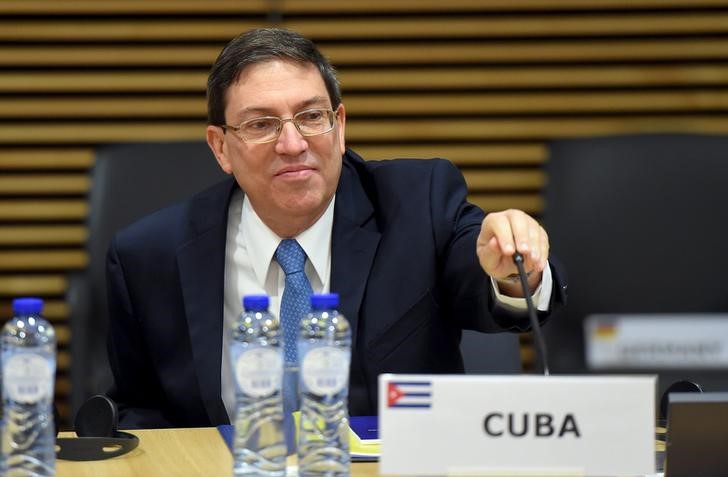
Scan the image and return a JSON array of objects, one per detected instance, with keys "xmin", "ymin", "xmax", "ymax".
[{"xmin": 513, "ymin": 252, "xmax": 550, "ymax": 376}]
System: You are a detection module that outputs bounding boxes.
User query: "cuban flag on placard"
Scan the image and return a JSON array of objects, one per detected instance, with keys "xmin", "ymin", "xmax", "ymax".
[{"xmin": 387, "ymin": 380, "xmax": 432, "ymax": 408}]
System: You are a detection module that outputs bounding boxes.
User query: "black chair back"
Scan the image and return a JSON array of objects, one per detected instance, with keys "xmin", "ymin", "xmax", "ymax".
[
  {"xmin": 543, "ymin": 133, "xmax": 728, "ymax": 395},
  {"xmin": 460, "ymin": 330, "xmax": 521, "ymax": 374},
  {"xmin": 68, "ymin": 141, "xmax": 228, "ymax": 414}
]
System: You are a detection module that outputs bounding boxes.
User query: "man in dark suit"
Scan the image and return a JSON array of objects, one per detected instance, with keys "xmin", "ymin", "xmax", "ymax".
[{"xmin": 106, "ymin": 28, "xmax": 567, "ymax": 428}]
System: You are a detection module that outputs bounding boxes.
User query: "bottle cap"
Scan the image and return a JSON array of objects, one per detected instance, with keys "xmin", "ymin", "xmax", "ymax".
[
  {"xmin": 242, "ymin": 294, "xmax": 269, "ymax": 311},
  {"xmin": 311, "ymin": 293, "xmax": 339, "ymax": 310},
  {"xmin": 12, "ymin": 297, "xmax": 44, "ymax": 315}
]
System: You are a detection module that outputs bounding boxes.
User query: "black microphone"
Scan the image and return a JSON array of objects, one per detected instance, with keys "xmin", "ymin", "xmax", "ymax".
[{"xmin": 512, "ymin": 252, "xmax": 550, "ymax": 376}]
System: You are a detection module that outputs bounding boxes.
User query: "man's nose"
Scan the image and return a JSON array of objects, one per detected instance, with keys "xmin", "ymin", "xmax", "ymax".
[{"xmin": 275, "ymin": 120, "xmax": 308, "ymax": 155}]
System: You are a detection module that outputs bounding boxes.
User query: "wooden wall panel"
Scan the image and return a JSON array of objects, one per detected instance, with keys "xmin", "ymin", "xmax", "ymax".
[{"xmin": 3, "ymin": 0, "xmax": 728, "ymax": 417}]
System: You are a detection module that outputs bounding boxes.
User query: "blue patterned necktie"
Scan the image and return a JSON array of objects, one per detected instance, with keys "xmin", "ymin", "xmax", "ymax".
[
  {"xmin": 275, "ymin": 239, "xmax": 313, "ymax": 365},
  {"xmin": 274, "ymin": 238, "xmax": 313, "ymax": 451}
]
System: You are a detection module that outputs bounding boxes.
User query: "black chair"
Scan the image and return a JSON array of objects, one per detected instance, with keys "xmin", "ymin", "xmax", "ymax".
[
  {"xmin": 460, "ymin": 330, "xmax": 521, "ymax": 374},
  {"xmin": 542, "ymin": 133, "xmax": 728, "ymax": 396},
  {"xmin": 68, "ymin": 141, "xmax": 229, "ymax": 415}
]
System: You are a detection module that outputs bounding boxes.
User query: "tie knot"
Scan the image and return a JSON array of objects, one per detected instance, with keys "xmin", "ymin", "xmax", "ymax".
[{"xmin": 275, "ymin": 239, "xmax": 307, "ymax": 275}]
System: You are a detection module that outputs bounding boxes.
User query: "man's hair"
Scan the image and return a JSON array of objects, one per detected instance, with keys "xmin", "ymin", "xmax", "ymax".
[{"xmin": 206, "ymin": 28, "xmax": 342, "ymax": 125}]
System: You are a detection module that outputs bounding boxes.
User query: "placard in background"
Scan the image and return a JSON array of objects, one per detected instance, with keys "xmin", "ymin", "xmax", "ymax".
[{"xmin": 585, "ymin": 314, "xmax": 728, "ymax": 369}]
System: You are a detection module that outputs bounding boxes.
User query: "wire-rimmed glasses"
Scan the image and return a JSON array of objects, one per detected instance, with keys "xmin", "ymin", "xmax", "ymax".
[{"xmin": 221, "ymin": 108, "xmax": 338, "ymax": 144}]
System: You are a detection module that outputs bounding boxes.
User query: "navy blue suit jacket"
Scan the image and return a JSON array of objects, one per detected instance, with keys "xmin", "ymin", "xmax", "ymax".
[{"xmin": 106, "ymin": 149, "xmax": 567, "ymax": 428}]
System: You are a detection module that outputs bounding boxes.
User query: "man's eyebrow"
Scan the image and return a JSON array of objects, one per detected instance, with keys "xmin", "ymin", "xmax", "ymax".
[
  {"xmin": 231, "ymin": 96, "xmax": 331, "ymax": 122},
  {"xmin": 295, "ymin": 96, "xmax": 330, "ymax": 110}
]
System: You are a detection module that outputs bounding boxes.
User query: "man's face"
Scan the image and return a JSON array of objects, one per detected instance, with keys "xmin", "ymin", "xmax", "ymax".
[{"xmin": 206, "ymin": 59, "xmax": 346, "ymax": 236}]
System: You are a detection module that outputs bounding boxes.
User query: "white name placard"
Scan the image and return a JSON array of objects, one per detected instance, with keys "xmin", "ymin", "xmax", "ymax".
[
  {"xmin": 379, "ymin": 374, "xmax": 656, "ymax": 477},
  {"xmin": 585, "ymin": 313, "xmax": 728, "ymax": 369}
]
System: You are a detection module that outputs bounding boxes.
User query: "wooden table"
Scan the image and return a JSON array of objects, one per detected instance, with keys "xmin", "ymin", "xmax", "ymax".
[
  {"xmin": 57, "ymin": 427, "xmax": 379, "ymax": 477},
  {"xmin": 54, "ymin": 426, "xmax": 666, "ymax": 476}
]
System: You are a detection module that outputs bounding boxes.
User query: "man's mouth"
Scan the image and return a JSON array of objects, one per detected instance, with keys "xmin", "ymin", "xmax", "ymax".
[
  {"xmin": 276, "ymin": 165, "xmax": 314, "ymax": 177},
  {"xmin": 275, "ymin": 165, "xmax": 315, "ymax": 179}
]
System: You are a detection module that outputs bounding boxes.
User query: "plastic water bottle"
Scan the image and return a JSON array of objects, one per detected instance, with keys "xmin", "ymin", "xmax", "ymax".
[
  {"xmin": 297, "ymin": 293, "xmax": 352, "ymax": 477},
  {"xmin": 230, "ymin": 295, "xmax": 286, "ymax": 477},
  {"xmin": 2, "ymin": 297, "xmax": 56, "ymax": 476}
]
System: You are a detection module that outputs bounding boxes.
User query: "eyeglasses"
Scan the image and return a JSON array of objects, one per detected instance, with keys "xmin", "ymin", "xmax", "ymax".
[{"xmin": 221, "ymin": 108, "xmax": 338, "ymax": 144}]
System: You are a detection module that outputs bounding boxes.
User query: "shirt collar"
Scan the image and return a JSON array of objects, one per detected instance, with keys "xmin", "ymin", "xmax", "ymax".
[{"xmin": 241, "ymin": 195, "xmax": 335, "ymax": 286}]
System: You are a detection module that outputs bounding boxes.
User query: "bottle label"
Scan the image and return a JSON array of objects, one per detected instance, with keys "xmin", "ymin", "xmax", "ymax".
[
  {"xmin": 3, "ymin": 353, "xmax": 53, "ymax": 403},
  {"xmin": 301, "ymin": 346, "xmax": 350, "ymax": 396},
  {"xmin": 234, "ymin": 347, "xmax": 283, "ymax": 397}
]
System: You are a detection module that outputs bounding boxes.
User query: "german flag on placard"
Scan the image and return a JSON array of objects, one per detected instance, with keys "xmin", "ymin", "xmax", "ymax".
[{"xmin": 594, "ymin": 322, "xmax": 618, "ymax": 340}]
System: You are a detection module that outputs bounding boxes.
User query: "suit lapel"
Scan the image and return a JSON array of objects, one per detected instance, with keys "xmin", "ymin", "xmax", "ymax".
[
  {"xmin": 177, "ymin": 179, "xmax": 237, "ymax": 425},
  {"xmin": 331, "ymin": 151, "xmax": 381, "ymax": 343}
]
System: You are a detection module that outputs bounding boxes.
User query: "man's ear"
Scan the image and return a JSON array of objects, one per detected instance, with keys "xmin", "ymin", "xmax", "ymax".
[
  {"xmin": 336, "ymin": 103, "xmax": 346, "ymax": 153},
  {"xmin": 206, "ymin": 125, "xmax": 233, "ymax": 174}
]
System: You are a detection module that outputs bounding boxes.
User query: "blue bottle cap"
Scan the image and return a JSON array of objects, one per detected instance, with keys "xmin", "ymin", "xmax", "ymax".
[
  {"xmin": 311, "ymin": 293, "xmax": 339, "ymax": 310},
  {"xmin": 12, "ymin": 297, "xmax": 44, "ymax": 315},
  {"xmin": 242, "ymin": 294, "xmax": 269, "ymax": 311}
]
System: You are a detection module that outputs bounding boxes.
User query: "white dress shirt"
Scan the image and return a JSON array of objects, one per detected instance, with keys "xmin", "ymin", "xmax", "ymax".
[
  {"xmin": 221, "ymin": 190, "xmax": 334, "ymax": 420},
  {"xmin": 220, "ymin": 189, "xmax": 553, "ymax": 421}
]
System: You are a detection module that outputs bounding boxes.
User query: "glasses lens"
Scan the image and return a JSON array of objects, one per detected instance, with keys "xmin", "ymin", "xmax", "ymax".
[
  {"xmin": 237, "ymin": 109, "xmax": 336, "ymax": 143},
  {"xmin": 240, "ymin": 117, "xmax": 281, "ymax": 143},
  {"xmin": 295, "ymin": 109, "xmax": 335, "ymax": 136}
]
